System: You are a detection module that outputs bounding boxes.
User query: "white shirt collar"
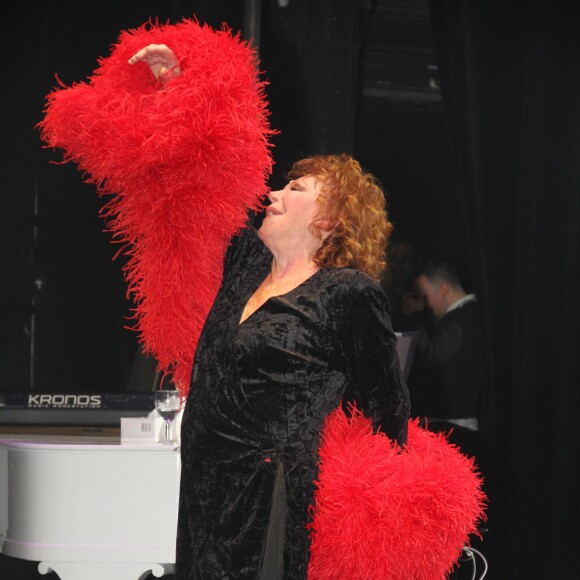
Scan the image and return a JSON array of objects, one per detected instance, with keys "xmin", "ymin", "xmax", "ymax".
[{"xmin": 446, "ymin": 293, "xmax": 476, "ymax": 314}]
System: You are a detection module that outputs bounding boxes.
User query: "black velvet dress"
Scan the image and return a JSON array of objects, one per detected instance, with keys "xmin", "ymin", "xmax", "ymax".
[{"xmin": 176, "ymin": 226, "xmax": 410, "ymax": 579}]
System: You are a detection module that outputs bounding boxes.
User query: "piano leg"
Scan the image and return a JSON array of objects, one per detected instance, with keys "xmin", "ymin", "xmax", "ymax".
[{"xmin": 38, "ymin": 561, "xmax": 175, "ymax": 580}]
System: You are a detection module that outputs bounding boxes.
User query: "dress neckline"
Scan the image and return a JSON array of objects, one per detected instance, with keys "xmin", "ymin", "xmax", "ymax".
[{"xmin": 239, "ymin": 267, "xmax": 325, "ymax": 326}]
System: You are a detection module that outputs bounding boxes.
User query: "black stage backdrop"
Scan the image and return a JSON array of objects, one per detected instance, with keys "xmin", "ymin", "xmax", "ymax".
[
  {"xmin": 429, "ymin": 0, "xmax": 580, "ymax": 577},
  {"xmin": 1, "ymin": 1, "xmax": 579, "ymax": 578}
]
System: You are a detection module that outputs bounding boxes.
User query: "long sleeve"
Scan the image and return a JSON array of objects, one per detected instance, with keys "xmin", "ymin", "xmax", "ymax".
[
  {"xmin": 340, "ymin": 280, "xmax": 410, "ymax": 444},
  {"xmin": 309, "ymin": 282, "xmax": 484, "ymax": 580},
  {"xmin": 38, "ymin": 19, "xmax": 274, "ymax": 392},
  {"xmin": 415, "ymin": 313, "xmax": 463, "ymax": 364}
]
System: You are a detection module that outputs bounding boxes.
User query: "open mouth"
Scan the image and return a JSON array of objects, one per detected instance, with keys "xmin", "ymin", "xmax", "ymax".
[{"xmin": 266, "ymin": 207, "xmax": 283, "ymax": 217}]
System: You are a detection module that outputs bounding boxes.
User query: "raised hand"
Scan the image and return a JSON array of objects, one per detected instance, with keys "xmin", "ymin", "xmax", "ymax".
[{"xmin": 128, "ymin": 43, "xmax": 181, "ymax": 80}]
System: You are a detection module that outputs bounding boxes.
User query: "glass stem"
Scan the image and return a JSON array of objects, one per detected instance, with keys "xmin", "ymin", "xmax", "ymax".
[{"xmin": 165, "ymin": 420, "xmax": 171, "ymax": 441}]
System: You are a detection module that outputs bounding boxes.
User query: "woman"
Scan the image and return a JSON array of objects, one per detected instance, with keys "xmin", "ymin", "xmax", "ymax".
[
  {"xmin": 41, "ymin": 23, "xmax": 483, "ymax": 579},
  {"xmin": 127, "ymin": 43, "xmax": 410, "ymax": 579},
  {"xmin": 178, "ymin": 159, "xmax": 409, "ymax": 579}
]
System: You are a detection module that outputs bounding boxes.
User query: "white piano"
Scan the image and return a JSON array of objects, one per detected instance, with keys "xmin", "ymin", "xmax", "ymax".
[{"xmin": 0, "ymin": 435, "xmax": 180, "ymax": 580}]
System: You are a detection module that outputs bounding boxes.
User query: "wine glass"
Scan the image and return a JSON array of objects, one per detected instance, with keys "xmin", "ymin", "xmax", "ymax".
[{"xmin": 154, "ymin": 390, "xmax": 182, "ymax": 445}]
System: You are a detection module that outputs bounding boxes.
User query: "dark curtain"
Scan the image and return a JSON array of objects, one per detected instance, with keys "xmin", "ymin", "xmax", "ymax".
[{"xmin": 428, "ymin": 0, "xmax": 580, "ymax": 577}]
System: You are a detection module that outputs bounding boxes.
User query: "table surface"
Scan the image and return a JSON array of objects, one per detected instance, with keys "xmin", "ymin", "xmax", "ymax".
[
  {"xmin": 0, "ymin": 434, "xmax": 180, "ymax": 451},
  {"xmin": 0, "ymin": 425, "xmax": 120, "ymax": 436}
]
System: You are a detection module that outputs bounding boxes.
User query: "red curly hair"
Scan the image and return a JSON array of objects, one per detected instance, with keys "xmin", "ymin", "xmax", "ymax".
[{"xmin": 288, "ymin": 154, "xmax": 392, "ymax": 280}]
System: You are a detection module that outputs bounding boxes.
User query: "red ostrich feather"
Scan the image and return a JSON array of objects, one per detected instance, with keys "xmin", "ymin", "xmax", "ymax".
[
  {"xmin": 308, "ymin": 407, "xmax": 487, "ymax": 579},
  {"xmin": 38, "ymin": 19, "xmax": 274, "ymax": 394}
]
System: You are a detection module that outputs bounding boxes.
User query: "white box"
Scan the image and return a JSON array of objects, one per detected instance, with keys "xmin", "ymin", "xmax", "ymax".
[
  {"xmin": 121, "ymin": 416, "xmax": 162, "ymax": 443},
  {"xmin": 121, "ymin": 411, "xmax": 183, "ymax": 443}
]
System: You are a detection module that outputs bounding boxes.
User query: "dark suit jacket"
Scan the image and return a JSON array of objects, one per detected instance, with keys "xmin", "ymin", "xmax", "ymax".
[{"xmin": 408, "ymin": 300, "xmax": 484, "ymax": 420}]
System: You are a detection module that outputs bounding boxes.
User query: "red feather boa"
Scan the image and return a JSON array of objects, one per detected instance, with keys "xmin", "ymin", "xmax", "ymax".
[
  {"xmin": 38, "ymin": 19, "xmax": 274, "ymax": 394},
  {"xmin": 308, "ymin": 407, "xmax": 486, "ymax": 579}
]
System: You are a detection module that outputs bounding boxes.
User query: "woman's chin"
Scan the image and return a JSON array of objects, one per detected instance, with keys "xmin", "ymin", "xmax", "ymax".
[{"xmin": 257, "ymin": 222, "xmax": 271, "ymax": 242}]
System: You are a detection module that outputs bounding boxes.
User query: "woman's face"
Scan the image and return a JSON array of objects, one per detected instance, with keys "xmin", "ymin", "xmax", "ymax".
[{"xmin": 258, "ymin": 175, "xmax": 326, "ymax": 250}]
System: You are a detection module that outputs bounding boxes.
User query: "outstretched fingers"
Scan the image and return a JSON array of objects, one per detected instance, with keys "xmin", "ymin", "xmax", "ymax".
[{"xmin": 128, "ymin": 44, "xmax": 181, "ymax": 79}]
